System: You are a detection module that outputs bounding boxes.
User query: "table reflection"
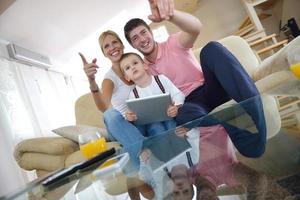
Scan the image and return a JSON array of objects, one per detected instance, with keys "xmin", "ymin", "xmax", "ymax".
[{"xmin": 137, "ymin": 94, "xmax": 300, "ymax": 200}]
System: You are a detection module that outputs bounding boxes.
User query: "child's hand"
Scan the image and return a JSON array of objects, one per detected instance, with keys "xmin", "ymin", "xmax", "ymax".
[
  {"xmin": 175, "ymin": 127, "xmax": 189, "ymax": 138},
  {"xmin": 167, "ymin": 103, "xmax": 179, "ymax": 117},
  {"xmin": 125, "ymin": 110, "xmax": 137, "ymax": 122}
]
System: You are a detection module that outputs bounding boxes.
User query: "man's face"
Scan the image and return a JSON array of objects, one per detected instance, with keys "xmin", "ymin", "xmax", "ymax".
[
  {"xmin": 171, "ymin": 165, "xmax": 194, "ymax": 200},
  {"xmin": 172, "ymin": 177, "xmax": 194, "ymax": 200},
  {"xmin": 128, "ymin": 25, "xmax": 156, "ymax": 56}
]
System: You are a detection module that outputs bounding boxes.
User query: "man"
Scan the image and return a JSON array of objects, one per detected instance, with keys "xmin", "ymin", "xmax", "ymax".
[
  {"xmin": 123, "ymin": 0, "xmax": 267, "ymax": 158},
  {"xmin": 170, "ymin": 164, "xmax": 219, "ymax": 200}
]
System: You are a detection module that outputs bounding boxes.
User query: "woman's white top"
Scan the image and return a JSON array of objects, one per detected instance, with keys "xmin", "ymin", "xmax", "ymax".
[{"xmin": 103, "ymin": 69, "xmax": 134, "ymax": 116}]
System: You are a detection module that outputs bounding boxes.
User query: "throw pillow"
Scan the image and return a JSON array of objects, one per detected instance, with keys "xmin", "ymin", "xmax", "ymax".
[{"xmin": 52, "ymin": 125, "xmax": 109, "ymax": 143}]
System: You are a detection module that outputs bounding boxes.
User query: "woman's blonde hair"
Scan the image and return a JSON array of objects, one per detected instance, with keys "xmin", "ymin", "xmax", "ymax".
[{"xmin": 98, "ymin": 30, "xmax": 123, "ymax": 54}]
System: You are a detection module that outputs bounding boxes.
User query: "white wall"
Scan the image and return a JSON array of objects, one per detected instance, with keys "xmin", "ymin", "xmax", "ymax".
[
  {"xmin": 150, "ymin": 0, "xmax": 300, "ymax": 49},
  {"xmin": 260, "ymin": 0, "xmax": 300, "ymax": 40},
  {"xmin": 281, "ymin": 0, "xmax": 300, "ymax": 26},
  {"xmin": 0, "ymin": 39, "xmax": 9, "ymax": 58},
  {"xmin": 193, "ymin": 0, "xmax": 246, "ymax": 48},
  {"xmin": 150, "ymin": 0, "xmax": 247, "ymax": 49}
]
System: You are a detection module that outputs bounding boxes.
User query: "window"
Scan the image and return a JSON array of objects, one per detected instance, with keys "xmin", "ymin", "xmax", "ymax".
[{"xmin": 152, "ymin": 26, "xmax": 169, "ymax": 42}]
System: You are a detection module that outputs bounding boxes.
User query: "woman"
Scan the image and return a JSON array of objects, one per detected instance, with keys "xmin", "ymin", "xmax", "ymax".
[
  {"xmin": 79, "ymin": 30, "xmax": 132, "ymax": 115},
  {"xmin": 79, "ymin": 31, "xmax": 155, "ymax": 199},
  {"xmin": 79, "ymin": 30, "xmax": 147, "ymax": 167}
]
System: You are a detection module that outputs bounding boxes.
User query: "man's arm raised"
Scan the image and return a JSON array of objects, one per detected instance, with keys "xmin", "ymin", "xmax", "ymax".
[
  {"xmin": 148, "ymin": 0, "xmax": 174, "ymax": 21},
  {"xmin": 147, "ymin": 0, "xmax": 202, "ymax": 48},
  {"xmin": 168, "ymin": 10, "xmax": 202, "ymax": 48}
]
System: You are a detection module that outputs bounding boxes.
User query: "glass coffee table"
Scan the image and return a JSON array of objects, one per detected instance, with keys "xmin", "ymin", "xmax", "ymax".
[{"xmin": 2, "ymin": 91, "xmax": 300, "ymax": 200}]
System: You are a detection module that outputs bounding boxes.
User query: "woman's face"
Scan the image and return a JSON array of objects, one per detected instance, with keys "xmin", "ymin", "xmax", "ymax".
[{"xmin": 102, "ymin": 34, "xmax": 124, "ymax": 63}]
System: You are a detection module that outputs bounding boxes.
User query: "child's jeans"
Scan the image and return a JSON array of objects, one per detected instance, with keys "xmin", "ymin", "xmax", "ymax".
[
  {"xmin": 136, "ymin": 120, "xmax": 176, "ymax": 137},
  {"xmin": 103, "ymin": 108, "xmax": 176, "ymax": 171}
]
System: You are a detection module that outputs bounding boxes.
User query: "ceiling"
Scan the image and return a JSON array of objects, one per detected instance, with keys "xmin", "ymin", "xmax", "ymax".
[
  {"xmin": 0, "ymin": 0, "xmax": 198, "ymax": 75},
  {"xmin": 0, "ymin": 0, "xmax": 150, "ymax": 72}
]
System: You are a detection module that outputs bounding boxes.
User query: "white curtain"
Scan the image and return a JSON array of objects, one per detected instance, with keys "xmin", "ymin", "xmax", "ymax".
[
  {"xmin": 0, "ymin": 57, "xmax": 89, "ymax": 196},
  {"xmin": 0, "ymin": 58, "xmax": 28, "ymax": 196},
  {"xmin": 18, "ymin": 64, "xmax": 78, "ymax": 135}
]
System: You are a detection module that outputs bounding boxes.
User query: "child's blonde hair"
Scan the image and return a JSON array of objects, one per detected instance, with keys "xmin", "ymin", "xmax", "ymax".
[{"xmin": 119, "ymin": 52, "xmax": 144, "ymax": 74}]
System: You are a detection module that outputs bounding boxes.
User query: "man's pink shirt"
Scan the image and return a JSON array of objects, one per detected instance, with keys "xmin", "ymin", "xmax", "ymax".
[
  {"xmin": 144, "ymin": 33, "xmax": 238, "ymax": 187},
  {"xmin": 144, "ymin": 32, "xmax": 205, "ymax": 96},
  {"xmin": 190, "ymin": 126, "xmax": 239, "ymax": 187}
]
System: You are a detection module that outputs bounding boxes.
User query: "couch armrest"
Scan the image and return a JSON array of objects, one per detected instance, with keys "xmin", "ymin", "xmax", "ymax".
[
  {"xmin": 255, "ymin": 71, "xmax": 295, "ymax": 93},
  {"xmin": 19, "ymin": 153, "xmax": 67, "ymax": 171},
  {"xmin": 14, "ymin": 137, "xmax": 78, "ymax": 171}
]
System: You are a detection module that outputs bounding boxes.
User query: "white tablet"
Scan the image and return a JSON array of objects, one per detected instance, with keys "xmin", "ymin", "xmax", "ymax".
[{"xmin": 126, "ymin": 93, "xmax": 172, "ymax": 125}]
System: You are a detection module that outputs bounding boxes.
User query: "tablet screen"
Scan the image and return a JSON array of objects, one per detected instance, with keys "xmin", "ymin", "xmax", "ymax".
[{"xmin": 126, "ymin": 93, "xmax": 172, "ymax": 125}]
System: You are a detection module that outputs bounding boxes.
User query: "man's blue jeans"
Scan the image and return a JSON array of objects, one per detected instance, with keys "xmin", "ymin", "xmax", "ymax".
[
  {"xmin": 103, "ymin": 108, "xmax": 175, "ymax": 170},
  {"xmin": 176, "ymin": 41, "xmax": 267, "ymax": 158}
]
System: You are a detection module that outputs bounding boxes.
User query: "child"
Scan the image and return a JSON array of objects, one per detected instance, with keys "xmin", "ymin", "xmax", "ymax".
[
  {"xmin": 120, "ymin": 52, "xmax": 185, "ymax": 199},
  {"xmin": 120, "ymin": 52, "xmax": 185, "ymax": 137}
]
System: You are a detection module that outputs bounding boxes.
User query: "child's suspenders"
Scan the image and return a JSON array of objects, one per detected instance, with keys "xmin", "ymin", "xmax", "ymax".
[{"xmin": 132, "ymin": 75, "xmax": 165, "ymax": 98}]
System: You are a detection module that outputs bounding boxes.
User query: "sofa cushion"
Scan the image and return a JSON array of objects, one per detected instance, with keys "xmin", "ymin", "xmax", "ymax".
[
  {"xmin": 14, "ymin": 137, "xmax": 78, "ymax": 171},
  {"xmin": 36, "ymin": 169, "xmax": 52, "ymax": 177},
  {"xmin": 52, "ymin": 125, "xmax": 109, "ymax": 143},
  {"xmin": 14, "ymin": 137, "xmax": 78, "ymax": 156},
  {"xmin": 218, "ymin": 36, "xmax": 259, "ymax": 78},
  {"xmin": 65, "ymin": 151, "xmax": 85, "ymax": 167},
  {"xmin": 19, "ymin": 153, "xmax": 66, "ymax": 171},
  {"xmin": 75, "ymin": 93, "xmax": 106, "ymax": 129},
  {"xmin": 255, "ymin": 70, "xmax": 296, "ymax": 93}
]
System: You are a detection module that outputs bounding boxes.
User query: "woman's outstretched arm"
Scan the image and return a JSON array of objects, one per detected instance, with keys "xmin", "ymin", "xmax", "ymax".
[{"xmin": 79, "ymin": 52, "xmax": 113, "ymax": 112}]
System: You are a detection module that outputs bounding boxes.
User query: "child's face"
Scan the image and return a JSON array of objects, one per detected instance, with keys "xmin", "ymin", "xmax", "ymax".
[{"xmin": 121, "ymin": 54, "xmax": 147, "ymax": 82}]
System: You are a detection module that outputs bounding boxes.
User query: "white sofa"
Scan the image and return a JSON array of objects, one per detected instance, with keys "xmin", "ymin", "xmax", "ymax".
[
  {"xmin": 193, "ymin": 36, "xmax": 293, "ymax": 139},
  {"xmin": 14, "ymin": 35, "xmax": 299, "ymax": 196}
]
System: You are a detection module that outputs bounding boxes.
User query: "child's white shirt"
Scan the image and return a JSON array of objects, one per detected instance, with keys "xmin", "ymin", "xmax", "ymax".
[{"xmin": 128, "ymin": 74, "xmax": 185, "ymax": 106}]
